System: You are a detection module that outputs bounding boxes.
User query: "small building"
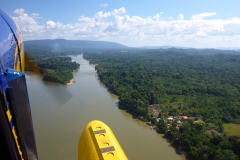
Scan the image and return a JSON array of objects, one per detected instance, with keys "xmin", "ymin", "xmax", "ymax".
[
  {"xmin": 156, "ymin": 118, "xmax": 161, "ymax": 123},
  {"xmin": 177, "ymin": 120, "xmax": 182, "ymax": 124},
  {"xmin": 181, "ymin": 116, "xmax": 188, "ymax": 120},
  {"xmin": 167, "ymin": 117, "xmax": 173, "ymax": 121}
]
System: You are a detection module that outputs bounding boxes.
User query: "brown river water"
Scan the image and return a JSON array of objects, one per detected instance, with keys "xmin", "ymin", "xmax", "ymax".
[{"xmin": 26, "ymin": 54, "xmax": 182, "ymax": 160}]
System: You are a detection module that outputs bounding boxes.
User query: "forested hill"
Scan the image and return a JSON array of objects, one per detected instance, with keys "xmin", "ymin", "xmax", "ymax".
[{"xmin": 24, "ymin": 39, "xmax": 129, "ymax": 51}]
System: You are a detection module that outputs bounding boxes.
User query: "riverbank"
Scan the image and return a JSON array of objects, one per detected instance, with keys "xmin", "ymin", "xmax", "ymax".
[
  {"xmin": 91, "ymin": 61, "xmax": 186, "ymax": 158},
  {"xmin": 67, "ymin": 79, "xmax": 75, "ymax": 85}
]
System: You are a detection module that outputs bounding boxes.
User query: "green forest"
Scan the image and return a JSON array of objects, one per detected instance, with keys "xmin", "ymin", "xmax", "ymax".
[
  {"xmin": 83, "ymin": 49, "xmax": 240, "ymax": 160},
  {"xmin": 25, "ymin": 49, "xmax": 80, "ymax": 85}
]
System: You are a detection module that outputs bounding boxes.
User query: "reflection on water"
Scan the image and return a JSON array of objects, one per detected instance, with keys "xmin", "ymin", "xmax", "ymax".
[{"xmin": 27, "ymin": 54, "xmax": 181, "ymax": 160}]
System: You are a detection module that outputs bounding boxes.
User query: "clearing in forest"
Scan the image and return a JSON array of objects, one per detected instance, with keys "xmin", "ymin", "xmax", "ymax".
[{"xmin": 223, "ymin": 124, "xmax": 240, "ymax": 136}]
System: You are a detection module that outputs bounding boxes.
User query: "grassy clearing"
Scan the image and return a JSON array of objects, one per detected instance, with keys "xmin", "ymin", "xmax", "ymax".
[{"xmin": 223, "ymin": 124, "xmax": 240, "ymax": 136}]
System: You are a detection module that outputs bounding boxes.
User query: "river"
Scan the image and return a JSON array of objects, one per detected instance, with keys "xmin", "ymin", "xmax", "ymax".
[{"xmin": 26, "ymin": 54, "xmax": 182, "ymax": 160}]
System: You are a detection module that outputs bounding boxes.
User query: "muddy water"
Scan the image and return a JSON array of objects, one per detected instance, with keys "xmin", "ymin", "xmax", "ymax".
[{"xmin": 26, "ymin": 54, "xmax": 181, "ymax": 160}]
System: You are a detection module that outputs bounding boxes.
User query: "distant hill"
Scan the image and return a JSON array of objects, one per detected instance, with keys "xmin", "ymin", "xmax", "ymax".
[
  {"xmin": 24, "ymin": 39, "xmax": 129, "ymax": 51},
  {"xmin": 24, "ymin": 39, "xmax": 240, "ymax": 55},
  {"xmin": 143, "ymin": 45, "xmax": 240, "ymax": 51},
  {"xmin": 142, "ymin": 46, "xmax": 190, "ymax": 49},
  {"xmin": 216, "ymin": 47, "xmax": 240, "ymax": 51}
]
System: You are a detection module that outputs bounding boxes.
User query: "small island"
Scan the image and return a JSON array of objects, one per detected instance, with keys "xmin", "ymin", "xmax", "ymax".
[
  {"xmin": 25, "ymin": 47, "xmax": 80, "ymax": 85},
  {"xmin": 39, "ymin": 57, "xmax": 79, "ymax": 84}
]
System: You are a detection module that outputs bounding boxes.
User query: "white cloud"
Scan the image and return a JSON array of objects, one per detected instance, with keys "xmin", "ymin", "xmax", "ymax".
[
  {"xmin": 78, "ymin": 7, "xmax": 127, "ymax": 23},
  {"xmin": 13, "ymin": 8, "xmax": 25, "ymax": 15},
  {"xmin": 12, "ymin": 9, "xmax": 42, "ymax": 36},
  {"xmin": 112, "ymin": 7, "xmax": 127, "ymax": 16},
  {"xmin": 46, "ymin": 21, "xmax": 56, "ymax": 28},
  {"xmin": 31, "ymin": 13, "xmax": 40, "ymax": 18},
  {"xmin": 178, "ymin": 14, "xmax": 184, "ymax": 20},
  {"xmin": 100, "ymin": 3, "xmax": 108, "ymax": 7},
  {"xmin": 11, "ymin": 8, "xmax": 240, "ymax": 48},
  {"xmin": 192, "ymin": 12, "xmax": 217, "ymax": 20}
]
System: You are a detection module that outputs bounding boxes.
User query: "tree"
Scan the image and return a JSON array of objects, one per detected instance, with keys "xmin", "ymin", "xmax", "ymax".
[
  {"xmin": 214, "ymin": 150, "xmax": 237, "ymax": 160},
  {"xmin": 157, "ymin": 119, "xmax": 167, "ymax": 133}
]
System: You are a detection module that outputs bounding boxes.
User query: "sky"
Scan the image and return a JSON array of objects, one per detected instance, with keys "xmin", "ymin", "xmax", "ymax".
[{"xmin": 1, "ymin": 0, "xmax": 240, "ymax": 48}]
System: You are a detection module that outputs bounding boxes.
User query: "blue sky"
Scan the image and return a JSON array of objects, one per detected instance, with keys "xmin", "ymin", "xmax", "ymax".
[{"xmin": 1, "ymin": 0, "xmax": 240, "ymax": 48}]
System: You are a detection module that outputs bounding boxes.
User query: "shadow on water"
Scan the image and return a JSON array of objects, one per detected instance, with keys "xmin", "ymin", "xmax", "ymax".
[{"xmin": 42, "ymin": 81, "xmax": 73, "ymax": 109}]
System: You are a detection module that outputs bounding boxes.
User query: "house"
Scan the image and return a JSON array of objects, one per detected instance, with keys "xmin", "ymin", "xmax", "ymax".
[
  {"xmin": 177, "ymin": 120, "xmax": 182, "ymax": 124},
  {"xmin": 181, "ymin": 116, "xmax": 188, "ymax": 120}
]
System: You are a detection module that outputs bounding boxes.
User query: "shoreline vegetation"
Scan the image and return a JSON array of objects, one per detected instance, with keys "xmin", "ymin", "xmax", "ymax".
[{"xmin": 84, "ymin": 50, "xmax": 240, "ymax": 160}]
